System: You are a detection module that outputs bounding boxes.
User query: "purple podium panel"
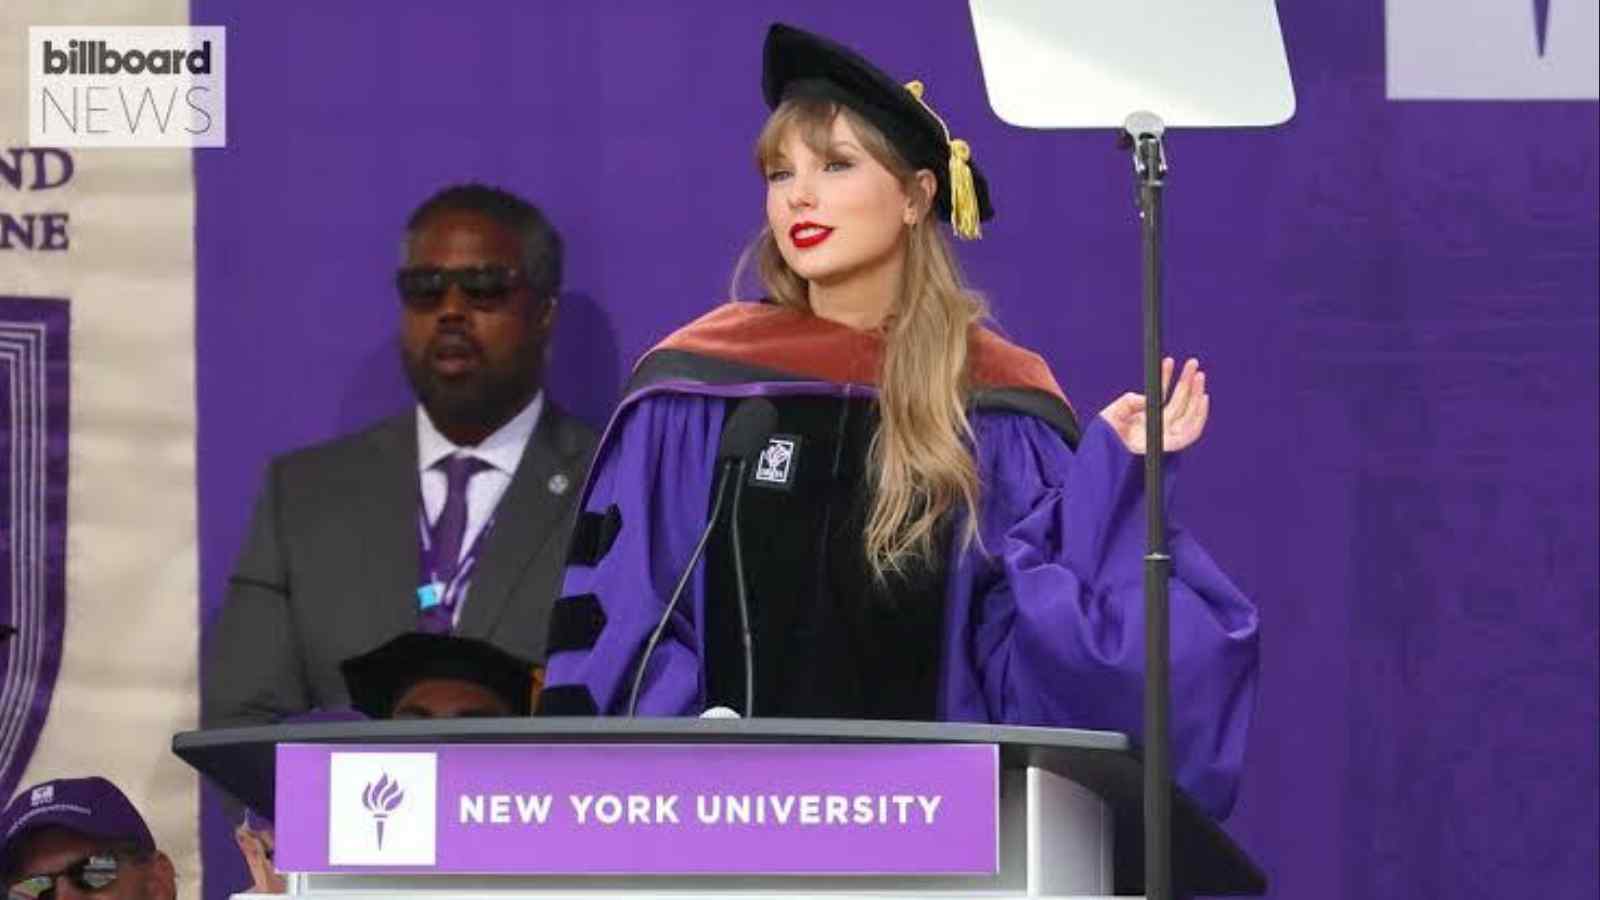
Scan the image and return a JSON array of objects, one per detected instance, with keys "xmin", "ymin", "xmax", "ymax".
[{"xmin": 274, "ymin": 742, "xmax": 999, "ymax": 876}]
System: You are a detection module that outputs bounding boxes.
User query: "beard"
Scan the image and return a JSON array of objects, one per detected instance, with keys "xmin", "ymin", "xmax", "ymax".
[{"xmin": 401, "ymin": 331, "xmax": 543, "ymax": 439}]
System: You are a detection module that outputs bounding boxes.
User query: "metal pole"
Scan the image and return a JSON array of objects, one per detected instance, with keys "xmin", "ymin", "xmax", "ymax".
[{"xmin": 1125, "ymin": 110, "xmax": 1172, "ymax": 900}]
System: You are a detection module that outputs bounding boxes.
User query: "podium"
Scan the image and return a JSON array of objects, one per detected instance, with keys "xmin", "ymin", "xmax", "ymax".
[{"xmin": 173, "ymin": 718, "xmax": 1264, "ymax": 898}]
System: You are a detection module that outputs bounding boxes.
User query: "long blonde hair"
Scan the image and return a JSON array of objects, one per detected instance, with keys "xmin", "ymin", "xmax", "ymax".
[{"xmin": 732, "ymin": 97, "xmax": 987, "ymax": 581}]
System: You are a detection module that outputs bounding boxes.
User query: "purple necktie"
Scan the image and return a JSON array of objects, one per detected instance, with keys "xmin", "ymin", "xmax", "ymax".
[{"xmin": 419, "ymin": 455, "xmax": 491, "ymax": 634}]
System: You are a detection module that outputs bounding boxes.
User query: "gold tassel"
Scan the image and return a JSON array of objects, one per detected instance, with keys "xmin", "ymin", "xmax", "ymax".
[
  {"xmin": 947, "ymin": 139, "xmax": 981, "ymax": 240},
  {"xmin": 902, "ymin": 80, "xmax": 982, "ymax": 240}
]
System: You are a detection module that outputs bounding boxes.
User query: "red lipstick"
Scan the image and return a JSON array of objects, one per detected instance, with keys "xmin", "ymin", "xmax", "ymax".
[{"xmin": 789, "ymin": 221, "xmax": 834, "ymax": 249}]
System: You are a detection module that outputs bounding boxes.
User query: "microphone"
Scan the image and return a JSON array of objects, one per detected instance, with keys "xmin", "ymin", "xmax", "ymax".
[
  {"xmin": 625, "ymin": 398, "xmax": 778, "ymax": 717},
  {"xmin": 724, "ymin": 399, "xmax": 777, "ymax": 718}
]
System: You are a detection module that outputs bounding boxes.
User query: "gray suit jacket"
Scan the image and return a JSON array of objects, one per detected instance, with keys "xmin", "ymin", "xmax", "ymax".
[{"xmin": 202, "ymin": 403, "xmax": 598, "ymax": 728}]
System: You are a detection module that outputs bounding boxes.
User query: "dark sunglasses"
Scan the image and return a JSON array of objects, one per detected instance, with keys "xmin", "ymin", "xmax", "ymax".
[
  {"xmin": 395, "ymin": 265, "xmax": 530, "ymax": 312},
  {"xmin": 8, "ymin": 853, "xmax": 125, "ymax": 899}
]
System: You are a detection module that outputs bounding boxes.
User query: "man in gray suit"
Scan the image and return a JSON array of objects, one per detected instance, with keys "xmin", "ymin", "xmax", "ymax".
[{"xmin": 204, "ymin": 184, "xmax": 598, "ymax": 727}]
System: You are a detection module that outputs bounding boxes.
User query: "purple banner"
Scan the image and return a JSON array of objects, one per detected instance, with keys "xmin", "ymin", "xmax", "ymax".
[
  {"xmin": 275, "ymin": 742, "xmax": 997, "ymax": 875},
  {"xmin": 0, "ymin": 297, "xmax": 69, "ymax": 804}
]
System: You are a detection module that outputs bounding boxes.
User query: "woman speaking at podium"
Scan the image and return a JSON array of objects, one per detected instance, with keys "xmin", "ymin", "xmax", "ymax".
[{"xmin": 539, "ymin": 23, "xmax": 1258, "ymax": 819}]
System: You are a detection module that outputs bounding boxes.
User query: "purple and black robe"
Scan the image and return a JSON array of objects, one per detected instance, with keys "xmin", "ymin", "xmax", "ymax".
[{"xmin": 540, "ymin": 302, "xmax": 1259, "ymax": 819}]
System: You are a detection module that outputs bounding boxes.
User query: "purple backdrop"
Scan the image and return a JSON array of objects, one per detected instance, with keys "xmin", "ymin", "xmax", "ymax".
[{"xmin": 193, "ymin": 3, "xmax": 1599, "ymax": 898}]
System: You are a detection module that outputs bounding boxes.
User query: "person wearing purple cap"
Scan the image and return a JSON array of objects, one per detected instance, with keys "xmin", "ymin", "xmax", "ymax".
[{"xmin": 0, "ymin": 777, "xmax": 175, "ymax": 900}]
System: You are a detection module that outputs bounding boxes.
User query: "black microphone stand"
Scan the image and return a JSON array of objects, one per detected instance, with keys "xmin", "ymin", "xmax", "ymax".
[
  {"xmin": 1121, "ymin": 110, "xmax": 1173, "ymax": 900},
  {"xmin": 729, "ymin": 464, "xmax": 756, "ymax": 718},
  {"xmin": 626, "ymin": 463, "xmax": 735, "ymax": 717},
  {"xmin": 626, "ymin": 398, "xmax": 776, "ymax": 718}
]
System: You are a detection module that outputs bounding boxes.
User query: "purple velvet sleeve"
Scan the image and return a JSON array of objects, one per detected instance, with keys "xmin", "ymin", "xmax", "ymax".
[
  {"xmin": 541, "ymin": 392, "xmax": 724, "ymax": 715},
  {"xmin": 944, "ymin": 413, "xmax": 1260, "ymax": 819}
]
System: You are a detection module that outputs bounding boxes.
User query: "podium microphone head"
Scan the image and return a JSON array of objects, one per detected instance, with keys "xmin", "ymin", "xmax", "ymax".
[{"xmin": 719, "ymin": 398, "xmax": 780, "ymax": 461}]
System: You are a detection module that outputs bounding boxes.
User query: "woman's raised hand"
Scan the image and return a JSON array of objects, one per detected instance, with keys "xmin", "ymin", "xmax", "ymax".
[{"xmin": 1098, "ymin": 357, "xmax": 1210, "ymax": 454}]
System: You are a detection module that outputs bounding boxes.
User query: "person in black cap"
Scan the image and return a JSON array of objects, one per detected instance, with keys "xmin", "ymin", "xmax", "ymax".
[
  {"xmin": 539, "ymin": 24, "xmax": 1258, "ymax": 821},
  {"xmin": 227, "ymin": 635, "xmax": 536, "ymax": 893},
  {"xmin": 341, "ymin": 631, "xmax": 537, "ymax": 719},
  {"xmin": 0, "ymin": 777, "xmax": 176, "ymax": 900}
]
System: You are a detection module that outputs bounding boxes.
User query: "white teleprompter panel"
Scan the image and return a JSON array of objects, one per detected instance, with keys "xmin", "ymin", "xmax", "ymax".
[{"xmin": 969, "ymin": 0, "xmax": 1295, "ymax": 129}]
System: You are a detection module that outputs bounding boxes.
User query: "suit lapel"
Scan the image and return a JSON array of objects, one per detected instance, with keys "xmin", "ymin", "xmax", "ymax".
[
  {"xmin": 362, "ymin": 415, "xmax": 424, "ymax": 637},
  {"xmin": 454, "ymin": 410, "xmax": 574, "ymax": 640}
]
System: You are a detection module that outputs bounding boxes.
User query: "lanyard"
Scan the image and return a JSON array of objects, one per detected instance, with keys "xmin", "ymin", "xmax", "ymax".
[{"xmin": 416, "ymin": 506, "xmax": 496, "ymax": 619}]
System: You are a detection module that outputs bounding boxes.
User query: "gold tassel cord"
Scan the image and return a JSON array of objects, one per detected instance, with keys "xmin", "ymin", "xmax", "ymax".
[{"xmin": 902, "ymin": 80, "xmax": 982, "ymax": 240}]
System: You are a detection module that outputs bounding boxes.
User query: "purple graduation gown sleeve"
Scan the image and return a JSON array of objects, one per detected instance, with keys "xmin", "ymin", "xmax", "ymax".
[
  {"xmin": 543, "ymin": 392, "xmax": 724, "ymax": 715},
  {"xmin": 942, "ymin": 412, "xmax": 1261, "ymax": 818}
]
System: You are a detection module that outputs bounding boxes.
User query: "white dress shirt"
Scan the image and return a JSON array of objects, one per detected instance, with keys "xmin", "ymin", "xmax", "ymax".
[{"xmin": 416, "ymin": 391, "xmax": 544, "ymax": 564}]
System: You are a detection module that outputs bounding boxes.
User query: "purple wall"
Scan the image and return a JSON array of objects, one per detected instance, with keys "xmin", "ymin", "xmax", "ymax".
[{"xmin": 193, "ymin": 2, "xmax": 1599, "ymax": 898}]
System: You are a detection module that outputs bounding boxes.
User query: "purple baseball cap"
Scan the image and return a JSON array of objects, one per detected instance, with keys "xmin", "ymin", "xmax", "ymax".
[{"xmin": 0, "ymin": 777, "xmax": 155, "ymax": 876}]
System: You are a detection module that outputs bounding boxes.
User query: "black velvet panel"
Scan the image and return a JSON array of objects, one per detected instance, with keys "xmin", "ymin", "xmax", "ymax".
[
  {"xmin": 546, "ymin": 593, "xmax": 608, "ymax": 654},
  {"xmin": 703, "ymin": 396, "xmax": 948, "ymax": 719},
  {"xmin": 534, "ymin": 683, "xmax": 599, "ymax": 716},
  {"xmin": 567, "ymin": 505, "xmax": 623, "ymax": 566}
]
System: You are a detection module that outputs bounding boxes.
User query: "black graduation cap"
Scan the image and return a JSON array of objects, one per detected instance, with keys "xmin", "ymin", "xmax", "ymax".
[
  {"xmin": 762, "ymin": 22, "xmax": 994, "ymax": 238},
  {"xmin": 339, "ymin": 632, "xmax": 535, "ymax": 719},
  {"xmin": 0, "ymin": 624, "xmax": 14, "ymax": 641}
]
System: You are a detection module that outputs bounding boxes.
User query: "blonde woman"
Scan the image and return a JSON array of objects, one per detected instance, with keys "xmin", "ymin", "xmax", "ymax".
[{"xmin": 540, "ymin": 24, "xmax": 1259, "ymax": 819}]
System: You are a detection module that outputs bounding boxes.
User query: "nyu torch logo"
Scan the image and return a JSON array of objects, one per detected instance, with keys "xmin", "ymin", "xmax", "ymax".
[
  {"xmin": 328, "ymin": 752, "xmax": 436, "ymax": 865},
  {"xmin": 361, "ymin": 774, "xmax": 406, "ymax": 849}
]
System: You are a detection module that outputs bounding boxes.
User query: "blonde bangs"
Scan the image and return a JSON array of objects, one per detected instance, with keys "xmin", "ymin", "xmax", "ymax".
[{"xmin": 754, "ymin": 96, "xmax": 849, "ymax": 175}]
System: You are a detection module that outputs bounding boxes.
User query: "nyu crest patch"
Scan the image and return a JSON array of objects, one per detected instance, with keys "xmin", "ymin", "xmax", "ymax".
[
  {"xmin": 750, "ymin": 435, "xmax": 801, "ymax": 490},
  {"xmin": 0, "ymin": 297, "xmax": 69, "ymax": 802}
]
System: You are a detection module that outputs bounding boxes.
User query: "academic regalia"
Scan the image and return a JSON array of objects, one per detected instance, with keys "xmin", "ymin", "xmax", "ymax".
[
  {"xmin": 541, "ymin": 302, "xmax": 1260, "ymax": 819},
  {"xmin": 541, "ymin": 22, "xmax": 1258, "ymax": 821}
]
